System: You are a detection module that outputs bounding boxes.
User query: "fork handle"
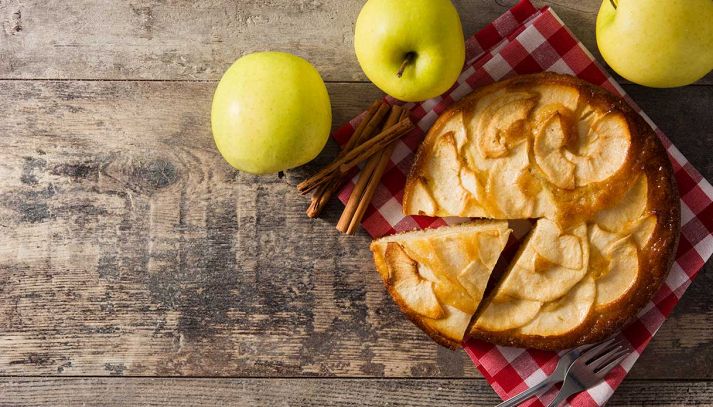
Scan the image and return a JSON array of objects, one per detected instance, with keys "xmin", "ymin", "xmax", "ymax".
[
  {"xmin": 546, "ymin": 380, "xmax": 582, "ymax": 407},
  {"xmin": 495, "ymin": 377, "xmax": 557, "ymax": 407}
]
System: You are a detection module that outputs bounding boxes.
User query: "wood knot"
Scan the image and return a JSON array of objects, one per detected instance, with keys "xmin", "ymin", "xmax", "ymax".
[
  {"xmin": 133, "ymin": 158, "xmax": 179, "ymax": 190},
  {"xmin": 51, "ymin": 162, "xmax": 99, "ymax": 179},
  {"xmin": 11, "ymin": 10, "xmax": 22, "ymax": 34}
]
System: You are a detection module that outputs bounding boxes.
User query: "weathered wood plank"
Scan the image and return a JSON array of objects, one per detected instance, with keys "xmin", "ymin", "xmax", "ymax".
[
  {"xmin": 1, "ymin": 0, "xmax": 710, "ymax": 84},
  {"xmin": 0, "ymin": 81, "xmax": 710, "ymax": 378},
  {"xmin": 0, "ymin": 80, "xmax": 475, "ymax": 377},
  {"xmin": 0, "ymin": 378, "xmax": 712, "ymax": 406},
  {"xmin": 629, "ymin": 260, "xmax": 713, "ymax": 380},
  {"xmin": 624, "ymin": 86, "xmax": 713, "ymax": 179}
]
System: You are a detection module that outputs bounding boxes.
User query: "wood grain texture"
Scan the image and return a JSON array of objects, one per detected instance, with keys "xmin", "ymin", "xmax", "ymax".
[
  {"xmin": 1, "ymin": 0, "xmax": 710, "ymax": 84},
  {"xmin": 0, "ymin": 378, "xmax": 712, "ymax": 406},
  {"xmin": 0, "ymin": 80, "xmax": 476, "ymax": 377},
  {"xmin": 624, "ymin": 86, "xmax": 713, "ymax": 180},
  {"xmin": 0, "ymin": 81, "xmax": 710, "ymax": 379}
]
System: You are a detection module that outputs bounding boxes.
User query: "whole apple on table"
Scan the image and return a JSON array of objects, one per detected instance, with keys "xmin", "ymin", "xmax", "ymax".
[
  {"xmin": 211, "ymin": 0, "xmax": 713, "ymax": 176},
  {"xmin": 596, "ymin": 0, "xmax": 713, "ymax": 88},
  {"xmin": 354, "ymin": 0, "xmax": 465, "ymax": 102},
  {"xmin": 211, "ymin": 51, "xmax": 332, "ymax": 175}
]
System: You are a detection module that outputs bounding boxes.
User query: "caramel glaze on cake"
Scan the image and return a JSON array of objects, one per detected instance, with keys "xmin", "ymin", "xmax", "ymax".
[{"xmin": 402, "ymin": 73, "xmax": 680, "ymax": 350}]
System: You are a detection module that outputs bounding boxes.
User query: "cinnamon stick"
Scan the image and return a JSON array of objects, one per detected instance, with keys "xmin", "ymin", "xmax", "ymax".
[
  {"xmin": 306, "ymin": 100, "xmax": 388, "ymax": 218},
  {"xmin": 346, "ymin": 108, "xmax": 412, "ymax": 234},
  {"xmin": 348, "ymin": 102, "xmax": 392, "ymax": 149},
  {"xmin": 297, "ymin": 117, "xmax": 414, "ymax": 195},
  {"xmin": 306, "ymin": 183, "xmax": 333, "ymax": 218},
  {"xmin": 337, "ymin": 105, "xmax": 403, "ymax": 232}
]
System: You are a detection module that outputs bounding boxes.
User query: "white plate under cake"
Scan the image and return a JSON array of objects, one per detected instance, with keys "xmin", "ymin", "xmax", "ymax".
[{"xmin": 371, "ymin": 73, "xmax": 679, "ymax": 350}]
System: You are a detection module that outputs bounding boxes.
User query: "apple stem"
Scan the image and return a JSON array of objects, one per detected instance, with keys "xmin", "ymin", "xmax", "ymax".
[
  {"xmin": 396, "ymin": 52, "xmax": 415, "ymax": 78},
  {"xmin": 609, "ymin": 0, "xmax": 617, "ymax": 9}
]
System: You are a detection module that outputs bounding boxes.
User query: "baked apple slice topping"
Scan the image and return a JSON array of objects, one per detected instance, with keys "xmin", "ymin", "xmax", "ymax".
[{"xmin": 385, "ymin": 242, "xmax": 445, "ymax": 319}]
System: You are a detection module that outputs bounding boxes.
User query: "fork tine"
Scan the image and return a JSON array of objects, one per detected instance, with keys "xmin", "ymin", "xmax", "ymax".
[
  {"xmin": 579, "ymin": 337, "xmax": 620, "ymax": 363},
  {"xmin": 589, "ymin": 348, "xmax": 627, "ymax": 371},
  {"xmin": 573, "ymin": 341, "xmax": 599, "ymax": 353},
  {"xmin": 594, "ymin": 351, "xmax": 630, "ymax": 378}
]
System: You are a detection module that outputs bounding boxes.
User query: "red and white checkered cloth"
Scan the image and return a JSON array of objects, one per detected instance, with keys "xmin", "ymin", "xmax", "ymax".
[{"xmin": 332, "ymin": 1, "xmax": 713, "ymax": 405}]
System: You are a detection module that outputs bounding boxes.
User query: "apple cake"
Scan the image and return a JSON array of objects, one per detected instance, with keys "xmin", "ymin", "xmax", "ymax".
[
  {"xmin": 380, "ymin": 72, "xmax": 679, "ymax": 350},
  {"xmin": 370, "ymin": 221, "xmax": 511, "ymax": 348}
]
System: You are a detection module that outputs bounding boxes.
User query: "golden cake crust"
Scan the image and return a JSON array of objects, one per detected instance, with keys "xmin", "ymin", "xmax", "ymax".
[{"xmin": 403, "ymin": 73, "xmax": 680, "ymax": 350}]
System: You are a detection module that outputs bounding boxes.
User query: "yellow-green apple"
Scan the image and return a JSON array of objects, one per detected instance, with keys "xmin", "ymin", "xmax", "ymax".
[
  {"xmin": 211, "ymin": 52, "xmax": 332, "ymax": 175},
  {"xmin": 354, "ymin": 0, "xmax": 465, "ymax": 102},
  {"xmin": 596, "ymin": 0, "xmax": 713, "ymax": 88}
]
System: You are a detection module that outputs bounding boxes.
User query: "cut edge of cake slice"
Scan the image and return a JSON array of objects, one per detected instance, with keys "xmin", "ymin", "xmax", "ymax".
[{"xmin": 370, "ymin": 220, "xmax": 511, "ymax": 349}]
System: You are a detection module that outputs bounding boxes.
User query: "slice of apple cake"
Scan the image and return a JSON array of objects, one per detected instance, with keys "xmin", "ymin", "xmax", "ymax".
[{"xmin": 369, "ymin": 221, "xmax": 511, "ymax": 348}]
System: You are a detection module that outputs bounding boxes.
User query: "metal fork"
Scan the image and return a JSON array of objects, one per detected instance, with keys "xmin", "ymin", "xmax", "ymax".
[
  {"xmin": 546, "ymin": 338, "xmax": 631, "ymax": 407},
  {"xmin": 495, "ymin": 341, "xmax": 600, "ymax": 407}
]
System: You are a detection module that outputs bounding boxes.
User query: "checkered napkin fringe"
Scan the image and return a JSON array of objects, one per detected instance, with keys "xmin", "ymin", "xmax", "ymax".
[{"xmin": 331, "ymin": 1, "xmax": 713, "ymax": 405}]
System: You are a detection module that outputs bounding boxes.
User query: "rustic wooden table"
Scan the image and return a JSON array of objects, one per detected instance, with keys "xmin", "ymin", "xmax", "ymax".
[{"xmin": 0, "ymin": 0, "xmax": 711, "ymax": 405}]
